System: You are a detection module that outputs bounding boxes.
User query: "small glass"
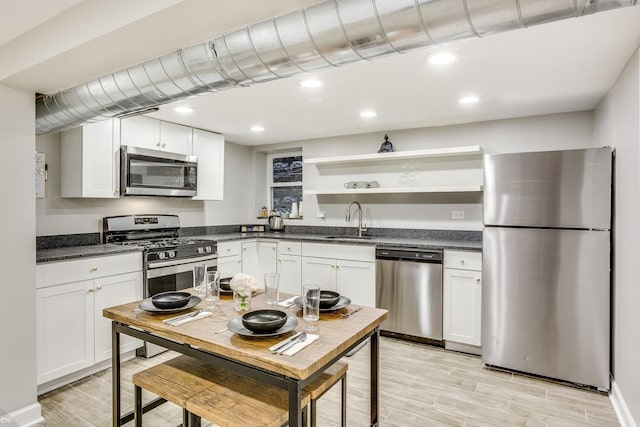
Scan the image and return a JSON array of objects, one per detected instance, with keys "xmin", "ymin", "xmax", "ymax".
[
  {"xmin": 264, "ymin": 273, "xmax": 280, "ymax": 305},
  {"xmin": 193, "ymin": 264, "xmax": 207, "ymax": 298},
  {"xmin": 303, "ymin": 284, "xmax": 320, "ymax": 332},
  {"xmin": 205, "ymin": 271, "xmax": 220, "ymax": 311},
  {"xmin": 233, "ymin": 286, "xmax": 252, "ymax": 312}
]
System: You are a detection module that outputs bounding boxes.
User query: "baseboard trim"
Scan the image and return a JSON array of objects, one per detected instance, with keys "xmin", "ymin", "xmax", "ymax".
[
  {"xmin": 610, "ymin": 376, "xmax": 638, "ymax": 427},
  {"xmin": 4, "ymin": 403, "xmax": 44, "ymax": 427}
]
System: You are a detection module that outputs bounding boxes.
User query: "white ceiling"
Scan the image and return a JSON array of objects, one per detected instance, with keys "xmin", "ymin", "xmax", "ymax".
[{"xmin": 2, "ymin": 0, "xmax": 640, "ymax": 145}]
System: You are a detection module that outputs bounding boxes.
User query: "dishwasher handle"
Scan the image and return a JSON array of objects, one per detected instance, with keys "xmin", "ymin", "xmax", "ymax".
[{"xmin": 376, "ymin": 248, "xmax": 442, "ymax": 263}]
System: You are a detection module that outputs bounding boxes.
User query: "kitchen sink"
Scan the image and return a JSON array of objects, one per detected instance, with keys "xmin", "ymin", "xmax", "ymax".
[{"xmin": 323, "ymin": 235, "xmax": 373, "ymax": 240}]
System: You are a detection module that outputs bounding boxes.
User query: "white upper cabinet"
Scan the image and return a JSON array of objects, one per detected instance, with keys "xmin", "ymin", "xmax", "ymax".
[
  {"xmin": 121, "ymin": 116, "xmax": 192, "ymax": 155},
  {"xmin": 192, "ymin": 129, "xmax": 225, "ymax": 200},
  {"xmin": 61, "ymin": 119, "xmax": 120, "ymax": 198}
]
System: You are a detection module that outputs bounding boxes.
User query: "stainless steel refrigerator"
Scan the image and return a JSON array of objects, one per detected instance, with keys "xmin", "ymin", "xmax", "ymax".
[{"xmin": 482, "ymin": 147, "xmax": 611, "ymax": 391}]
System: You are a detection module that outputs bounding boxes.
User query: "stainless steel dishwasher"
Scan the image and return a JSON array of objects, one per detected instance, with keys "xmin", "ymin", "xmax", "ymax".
[{"xmin": 376, "ymin": 247, "xmax": 443, "ymax": 344}]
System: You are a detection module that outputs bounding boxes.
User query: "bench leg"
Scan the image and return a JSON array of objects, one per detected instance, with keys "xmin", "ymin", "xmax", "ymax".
[
  {"xmin": 340, "ymin": 374, "xmax": 347, "ymax": 427},
  {"xmin": 134, "ymin": 385, "xmax": 142, "ymax": 427},
  {"xmin": 188, "ymin": 411, "xmax": 201, "ymax": 427}
]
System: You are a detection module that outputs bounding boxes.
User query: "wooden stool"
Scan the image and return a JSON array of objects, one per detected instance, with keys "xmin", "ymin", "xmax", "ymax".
[
  {"xmin": 132, "ymin": 355, "xmax": 231, "ymax": 427},
  {"xmin": 133, "ymin": 355, "xmax": 348, "ymax": 427}
]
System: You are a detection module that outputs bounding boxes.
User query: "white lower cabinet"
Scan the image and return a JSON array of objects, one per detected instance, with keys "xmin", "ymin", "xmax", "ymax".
[
  {"xmin": 277, "ymin": 241, "xmax": 302, "ymax": 295},
  {"xmin": 443, "ymin": 250, "xmax": 482, "ymax": 352},
  {"xmin": 301, "ymin": 243, "xmax": 376, "ymax": 307},
  {"xmin": 36, "ymin": 253, "xmax": 143, "ymax": 386},
  {"xmin": 242, "ymin": 240, "xmax": 277, "ymax": 288},
  {"xmin": 217, "ymin": 241, "xmax": 242, "ymax": 279}
]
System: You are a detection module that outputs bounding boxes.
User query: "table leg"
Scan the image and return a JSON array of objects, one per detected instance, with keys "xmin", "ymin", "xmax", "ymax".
[
  {"xmin": 370, "ymin": 327, "xmax": 380, "ymax": 427},
  {"xmin": 112, "ymin": 321, "xmax": 122, "ymax": 427},
  {"xmin": 288, "ymin": 380, "xmax": 302, "ymax": 427}
]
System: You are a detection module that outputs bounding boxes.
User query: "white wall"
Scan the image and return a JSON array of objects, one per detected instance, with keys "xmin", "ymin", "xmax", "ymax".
[
  {"xmin": 256, "ymin": 111, "xmax": 594, "ymax": 231},
  {"xmin": 0, "ymin": 84, "xmax": 41, "ymax": 424},
  {"xmin": 594, "ymin": 48, "xmax": 640, "ymax": 425},
  {"xmin": 35, "ymin": 133, "xmax": 254, "ymax": 236}
]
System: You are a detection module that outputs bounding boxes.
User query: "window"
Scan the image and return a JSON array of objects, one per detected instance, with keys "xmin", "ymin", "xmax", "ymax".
[{"xmin": 267, "ymin": 152, "xmax": 303, "ymax": 215}]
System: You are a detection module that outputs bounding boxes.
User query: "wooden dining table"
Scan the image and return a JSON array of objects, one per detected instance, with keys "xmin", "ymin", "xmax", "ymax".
[{"xmin": 103, "ymin": 290, "xmax": 388, "ymax": 427}]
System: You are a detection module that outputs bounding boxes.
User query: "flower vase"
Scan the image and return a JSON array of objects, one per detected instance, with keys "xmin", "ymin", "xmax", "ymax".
[{"xmin": 233, "ymin": 290, "xmax": 252, "ymax": 312}]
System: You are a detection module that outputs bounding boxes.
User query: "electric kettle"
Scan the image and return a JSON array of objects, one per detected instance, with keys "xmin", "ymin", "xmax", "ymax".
[{"xmin": 268, "ymin": 214, "xmax": 284, "ymax": 231}]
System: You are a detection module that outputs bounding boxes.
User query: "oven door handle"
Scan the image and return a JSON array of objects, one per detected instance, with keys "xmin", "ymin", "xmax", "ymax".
[{"xmin": 146, "ymin": 254, "xmax": 218, "ymax": 278}]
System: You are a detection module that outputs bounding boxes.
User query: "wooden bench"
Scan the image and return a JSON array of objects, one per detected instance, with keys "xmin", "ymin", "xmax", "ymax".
[{"xmin": 132, "ymin": 355, "xmax": 348, "ymax": 427}]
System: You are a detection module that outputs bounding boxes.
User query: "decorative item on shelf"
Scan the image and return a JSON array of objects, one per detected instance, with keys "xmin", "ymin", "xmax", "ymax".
[
  {"xmin": 230, "ymin": 273, "xmax": 258, "ymax": 312},
  {"xmin": 241, "ymin": 224, "xmax": 266, "ymax": 233},
  {"xmin": 260, "ymin": 206, "xmax": 268, "ymax": 218},
  {"xmin": 377, "ymin": 133, "xmax": 394, "ymax": 153},
  {"xmin": 290, "ymin": 202, "xmax": 299, "ymax": 218}
]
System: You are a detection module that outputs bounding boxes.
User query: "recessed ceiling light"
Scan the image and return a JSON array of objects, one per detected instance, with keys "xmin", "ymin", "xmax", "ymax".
[
  {"xmin": 250, "ymin": 125, "xmax": 265, "ymax": 132},
  {"xmin": 299, "ymin": 78, "xmax": 323, "ymax": 88},
  {"xmin": 174, "ymin": 106, "xmax": 194, "ymax": 114},
  {"xmin": 359, "ymin": 110, "xmax": 377, "ymax": 118},
  {"xmin": 427, "ymin": 51, "xmax": 458, "ymax": 66},
  {"xmin": 459, "ymin": 95, "xmax": 480, "ymax": 105}
]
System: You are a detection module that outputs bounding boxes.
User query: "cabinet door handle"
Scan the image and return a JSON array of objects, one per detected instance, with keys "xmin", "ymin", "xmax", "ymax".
[
  {"xmin": 156, "ymin": 142, "xmax": 161, "ymax": 147},
  {"xmin": 475, "ymin": 278, "xmax": 481, "ymax": 283},
  {"xmin": 161, "ymin": 143, "xmax": 166, "ymax": 148},
  {"xmin": 90, "ymin": 266, "xmax": 98, "ymax": 272},
  {"xmin": 88, "ymin": 288, "xmax": 95, "ymax": 293},
  {"xmin": 96, "ymin": 285, "xmax": 103, "ymax": 291},
  {"xmin": 460, "ymin": 259, "xmax": 465, "ymax": 265},
  {"xmin": 226, "ymin": 248, "xmax": 231, "ymax": 253}
]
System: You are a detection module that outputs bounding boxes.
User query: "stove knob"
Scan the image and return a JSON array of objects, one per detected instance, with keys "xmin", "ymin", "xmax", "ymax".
[
  {"xmin": 168, "ymin": 251, "xmax": 176, "ymax": 258},
  {"xmin": 158, "ymin": 252, "xmax": 166, "ymax": 260},
  {"xmin": 205, "ymin": 246, "xmax": 212, "ymax": 253},
  {"xmin": 197, "ymin": 247, "xmax": 205, "ymax": 254}
]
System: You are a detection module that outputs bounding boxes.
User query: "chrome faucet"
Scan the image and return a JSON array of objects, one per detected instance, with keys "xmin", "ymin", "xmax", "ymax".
[{"xmin": 345, "ymin": 201, "xmax": 367, "ymax": 237}]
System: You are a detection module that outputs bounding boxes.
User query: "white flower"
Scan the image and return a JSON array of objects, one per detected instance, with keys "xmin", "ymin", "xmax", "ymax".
[{"xmin": 230, "ymin": 273, "xmax": 258, "ymax": 295}]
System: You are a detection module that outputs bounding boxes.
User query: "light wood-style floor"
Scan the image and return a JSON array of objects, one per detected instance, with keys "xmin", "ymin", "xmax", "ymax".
[{"xmin": 38, "ymin": 337, "xmax": 619, "ymax": 426}]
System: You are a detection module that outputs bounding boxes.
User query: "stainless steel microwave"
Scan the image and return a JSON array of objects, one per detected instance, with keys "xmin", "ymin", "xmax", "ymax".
[{"xmin": 121, "ymin": 146, "xmax": 198, "ymax": 197}]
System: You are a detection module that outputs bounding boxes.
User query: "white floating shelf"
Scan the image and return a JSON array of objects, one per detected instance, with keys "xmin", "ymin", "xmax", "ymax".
[
  {"xmin": 304, "ymin": 185, "xmax": 483, "ymax": 195},
  {"xmin": 304, "ymin": 145, "xmax": 482, "ymax": 165}
]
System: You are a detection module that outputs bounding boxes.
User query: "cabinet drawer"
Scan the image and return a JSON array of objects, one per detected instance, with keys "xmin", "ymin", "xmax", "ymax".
[
  {"xmin": 36, "ymin": 252, "xmax": 142, "ymax": 288},
  {"xmin": 278, "ymin": 241, "xmax": 302, "ymax": 256},
  {"xmin": 302, "ymin": 242, "xmax": 375, "ymax": 262},
  {"xmin": 218, "ymin": 240, "xmax": 242, "ymax": 257},
  {"xmin": 444, "ymin": 250, "xmax": 482, "ymax": 271}
]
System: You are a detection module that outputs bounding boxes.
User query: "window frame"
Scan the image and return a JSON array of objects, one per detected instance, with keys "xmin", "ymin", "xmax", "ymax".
[{"xmin": 266, "ymin": 151, "xmax": 303, "ymax": 215}]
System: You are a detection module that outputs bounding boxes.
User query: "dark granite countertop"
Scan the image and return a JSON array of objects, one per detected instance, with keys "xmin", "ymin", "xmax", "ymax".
[
  {"xmin": 37, "ymin": 244, "xmax": 143, "ymax": 264},
  {"xmin": 191, "ymin": 232, "xmax": 482, "ymax": 252},
  {"xmin": 36, "ymin": 228, "xmax": 481, "ymax": 264}
]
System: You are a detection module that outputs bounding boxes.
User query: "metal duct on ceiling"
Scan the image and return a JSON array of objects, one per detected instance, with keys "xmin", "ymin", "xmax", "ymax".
[{"xmin": 35, "ymin": 0, "xmax": 638, "ymax": 135}]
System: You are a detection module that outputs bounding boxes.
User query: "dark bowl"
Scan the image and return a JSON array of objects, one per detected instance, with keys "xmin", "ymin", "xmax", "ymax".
[
  {"xmin": 151, "ymin": 291, "xmax": 192, "ymax": 309},
  {"xmin": 319, "ymin": 290, "xmax": 341, "ymax": 308},
  {"xmin": 241, "ymin": 310, "xmax": 287, "ymax": 333},
  {"xmin": 220, "ymin": 277, "xmax": 232, "ymax": 291}
]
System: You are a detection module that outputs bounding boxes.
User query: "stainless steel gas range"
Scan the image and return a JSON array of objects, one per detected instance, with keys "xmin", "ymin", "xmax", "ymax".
[{"xmin": 102, "ymin": 214, "xmax": 217, "ymax": 356}]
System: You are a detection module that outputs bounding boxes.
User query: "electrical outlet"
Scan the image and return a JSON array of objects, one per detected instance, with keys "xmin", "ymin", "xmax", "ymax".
[{"xmin": 451, "ymin": 210, "xmax": 465, "ymax": 220}]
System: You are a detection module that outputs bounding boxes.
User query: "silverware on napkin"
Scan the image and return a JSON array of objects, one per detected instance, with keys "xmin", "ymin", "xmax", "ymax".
[
  {"xmin": 340, "ymin": 307, "xmax": 363, "ymax": 318},
  {"xmin": 270, "ymin": 332, "xmax": 305, "ymax": 354},
  {"xmin": 276, "ymin": 332, "xmax": 307, "ymax": 354},
  {"xmin": 165, "ymin": 309, "xmax": 201, "ymax": 324}
]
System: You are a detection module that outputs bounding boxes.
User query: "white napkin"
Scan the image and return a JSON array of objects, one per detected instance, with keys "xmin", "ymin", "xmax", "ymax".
[
  {"xmin": 277, "ymin": 296, "xmax": 299, "ymax": 307},
  {"xmin": 269, "ymin": 334, "xmax": 319, "ymax": 356},
  {"xmin": 163, "ymin": 311, "xmax": 211, "ymax": 326}
]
